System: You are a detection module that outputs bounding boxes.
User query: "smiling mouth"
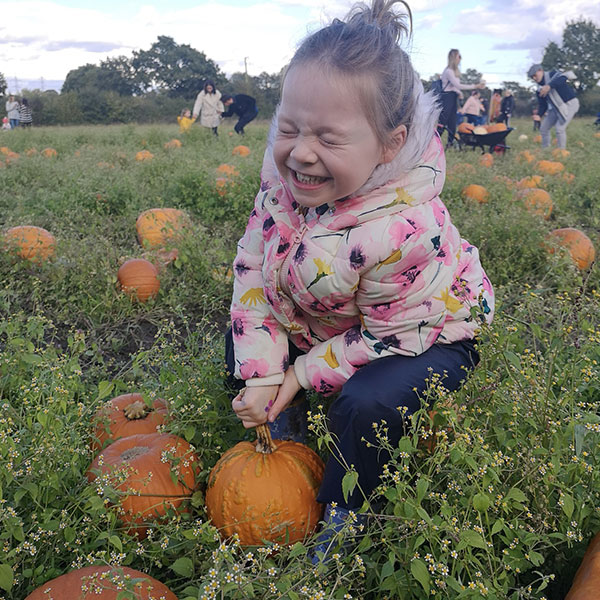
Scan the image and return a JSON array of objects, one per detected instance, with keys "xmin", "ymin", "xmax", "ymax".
[{"xmin": 293, "ymin": 170, "xmax": 329, "ymax": 186}]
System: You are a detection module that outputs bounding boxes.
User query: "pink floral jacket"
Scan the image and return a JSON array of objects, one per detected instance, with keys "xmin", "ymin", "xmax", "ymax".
[{"xmin": 230, "ymin": 135, "xmax": 494, "ymax": 395}]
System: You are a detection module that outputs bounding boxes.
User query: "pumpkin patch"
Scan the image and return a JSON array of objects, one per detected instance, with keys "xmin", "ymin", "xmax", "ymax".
[
  {"xmin": 117, "ymin": 258, "xmax": 160, "ymax": 302},
  {"xmin": 3, "ymin": 225, "xmax": 56, "ymax": 262}
]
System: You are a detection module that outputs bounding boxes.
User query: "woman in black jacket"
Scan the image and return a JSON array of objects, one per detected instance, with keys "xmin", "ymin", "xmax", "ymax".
[{"xmin": 499, "ymin": 90, "xmax": 514, "ymax": 126}]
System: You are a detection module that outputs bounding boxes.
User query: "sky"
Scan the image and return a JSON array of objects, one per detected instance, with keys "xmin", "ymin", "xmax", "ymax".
[{"xmin": 1, "ymin": 0, "xmax": 599, "ymax": 94}]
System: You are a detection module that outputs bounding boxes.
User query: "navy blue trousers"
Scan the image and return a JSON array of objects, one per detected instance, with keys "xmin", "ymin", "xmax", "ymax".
[
  {"xmin": 234, "ymin": 107, "xmax": 259, "ymax": 134},
  {"xmin": 224, "ymin": 330, "xmax": 478, "ymax": 509}
]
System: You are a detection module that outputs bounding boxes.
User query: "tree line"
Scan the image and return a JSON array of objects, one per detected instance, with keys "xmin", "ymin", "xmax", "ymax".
[{"xmin": 1, "ymin": 19, "xmax": 599, "ymax": 127}]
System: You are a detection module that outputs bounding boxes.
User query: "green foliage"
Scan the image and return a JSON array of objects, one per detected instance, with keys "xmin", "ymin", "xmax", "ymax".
[{"xmin": 0, "ymin": 120, "xmax": 599, "ymax": 599}]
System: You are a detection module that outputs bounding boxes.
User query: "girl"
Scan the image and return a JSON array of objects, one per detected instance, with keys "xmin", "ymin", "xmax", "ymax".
[
  {"xmin": 192, "ymin": 80, "xmax": 224, "ymax": 137},
  {"xmin": 177, "ymin": 108, "xmax": 195, "ymax": 133},
  {"xmin": 439, "ymin": 49, "xmax": 485, "ymax": 148},
  {"xmin": 228, "ymin": 0, "xmax": 494, "ymax": 555}
]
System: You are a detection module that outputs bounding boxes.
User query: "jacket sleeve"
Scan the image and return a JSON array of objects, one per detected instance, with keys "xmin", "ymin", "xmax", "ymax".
[
  {"xmin": 230, "ymin": 189, "xmax": 289, "ymax": 385},
  {"xmin": 192, "ymin": 93, "xmax": 202, "ymax": 119},
  {"xmin": 294, "ymin": 216, "xmax": 467, "ymax": 395},
  {"xmin": 548, "ymin": 72, "xmax": 568, "ymax": 89}
]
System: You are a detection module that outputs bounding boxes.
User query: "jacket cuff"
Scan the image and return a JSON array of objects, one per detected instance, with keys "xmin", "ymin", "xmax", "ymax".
[
  {"xmin": 245, "ymin": 373, "xmax": 285, "ymax": 387},
  {"xmin": 293, "ymin": 355, "xmax": 312, "ymax": 390}
]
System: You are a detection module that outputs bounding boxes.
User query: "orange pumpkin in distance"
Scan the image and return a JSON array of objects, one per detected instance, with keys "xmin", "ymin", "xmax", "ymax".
[
  {"xmin": 479, "ymin": 153, "xmax": 494, "ymax": 168},
  {"xmin": 206, "ymin": 424, "xmax": 324, "ymax": 546},
  {"xmin": 516, "ymin": 175, "xmax": 543, "ymax": 189},
  {"xmin": 519, "ymin": 188, "xmax": 552, "ymax": 219},
  {"xmin": 216, "ymin": 163, "xmax": 239, "ymax": 177},
  {"xmin": 86, "ymin": 433, "xmax": 199, "ymax": 538},
  {"xmin": 135, "ymin": 150, "xmax": 153, "ymax": 161},
  {"xmin": 536, "ymin": 160, "xmax": 564, "ymax": 175},
  {"xmin": 91, "ymin": 393, "xmax": 169, "ymax": 452},
  {"xmin": 136, "ymin": 207, "xmax": 187, "ymax": 249},
  {"xmin": 565, "ymin": 532, "xmax": 600, "ymax": 599},
  {"xmin": 232, "ymin": 145, "xmax": 251, "ymax": 157},
  {"xmin": 546, "ymin": 228, "xmax": 595, "ymax": 270},
  {"xmin": 486, "ymin": 122, "xmax": 507, "ymax": 133},
  {"xmin": 4, "ymin": 225, "xmax": 56, "ymax": 262},
  {"xmin": 117, "ymin": 258, "xmax": 160, "ymax": 302},
  {"xmin": 24, "ymin": 565, "xmax": 178, "ymax": 600},
  {"xmin": 462, "ymin": 184, "xmax": 489, "ymax": 204}
]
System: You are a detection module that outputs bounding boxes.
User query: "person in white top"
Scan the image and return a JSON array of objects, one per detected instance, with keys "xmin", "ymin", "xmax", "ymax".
[
  {"xmin": 5, "ymin": 95, "xmax": 20, "ymax": 129},
  {"xmin": 459, "ymin": 90, "xmax": 485, "ymax": 126},
  {"xmin": 438, "ymin": 49, "xmax": 485, "ymax": 148},
  {"xmin": 192, "ymin": 80, "xmax": 224, "ymax": 137}
]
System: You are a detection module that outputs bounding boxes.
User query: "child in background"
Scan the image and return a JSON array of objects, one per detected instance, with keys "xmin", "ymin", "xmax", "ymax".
[
  {"xmin": 532, "ymin": 108, "xmax": 541, "ymax": 131},
  {"xmin": 227, "ymin": 0, "xmax": 494, "ymax": 559},
  {"xmin": 1, "ymin": 117, "xmax": 11, "ymax": 130},
  {"xmin": 177, "ymin": 108, "xmax": 195, "ymax": 133}
]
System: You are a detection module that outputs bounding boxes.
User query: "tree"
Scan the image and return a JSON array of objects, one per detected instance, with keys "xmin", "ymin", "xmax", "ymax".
[
  {"xmin": 463, "ymin": 68, "xmax": 483, "ymax": 85},
  {"xmin": 0, "ymin": 72, "xmax": 6, "ymax": 97},
  {"xmin": 62, "ymin": 62, "xmax": 136, "ymax": 96},
  {"xmin": 501, "ymin": 81, "xmax": 533, "ymax": 103},
  {"xmin": 542, "ymin": 19, "xmax": 600, "ymax": 92},
  {"xmin": 131, "ymin": 36, "xmax": 225, "ymax": 98}
]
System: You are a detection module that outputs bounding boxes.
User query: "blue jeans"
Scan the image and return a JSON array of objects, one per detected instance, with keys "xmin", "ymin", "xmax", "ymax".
[{"xmin": 9, "ymin": 119, "xmax": 19, "ymax": 129}]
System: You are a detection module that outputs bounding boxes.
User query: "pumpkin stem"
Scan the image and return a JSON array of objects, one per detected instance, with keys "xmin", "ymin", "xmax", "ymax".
[
  {"xmin": 123, "ymin": 400, "xmax": 151, "ymax": 420},
  {"xmin": 255, "ymin": 424, "xmax": 277, "ymax": 454}
]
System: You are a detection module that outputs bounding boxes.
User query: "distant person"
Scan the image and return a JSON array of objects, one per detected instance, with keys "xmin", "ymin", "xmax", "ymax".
[
  {"xmin": 5, "ymin": 94, "xmax": 20, "ymax": 129},
  {"xmin": 532, "ymin": 108, "xmax": 541, "ymax": 131},
  {"xmin": 18, "ymin": 97, "xmax": 33, "ymax": 127},
  {"xmin": 192, "ymin": 80, "xmax": 224, "ymax": 137},
  {"xmin": 528, "ymin": 63, "xmax": 579, "ymax": 149},
  {"xmin": 499, "ymin": 89, "xmax": 514, "ymax": 127},
  {"xmin": 459, "ymin": 90, "xmax": 485, "ymax": 126},
  {"xmin": 221, "ymin": 93, "xmax": 258, "ymax": 135},
  {"xmin": 439, "ymin": 49, "xmax": 485, "ymax": 148},
  {"xmin": 489, "ymin": 89, "xmax": 502, "ymax": 123},
  {"xmin": 177, "ymin": 108, "xmax": 195, "ymax": 133},
  {"xmin": 1, "ymin": 117, "xmax": 11, "ymax": 130}
]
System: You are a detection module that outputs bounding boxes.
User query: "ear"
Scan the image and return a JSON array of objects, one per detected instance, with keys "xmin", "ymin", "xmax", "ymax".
[{"xmin": 380, "ymin": 124, "xmax": 407, "ymax": 164}]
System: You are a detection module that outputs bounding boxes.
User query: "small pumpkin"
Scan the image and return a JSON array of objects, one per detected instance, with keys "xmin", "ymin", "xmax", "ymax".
[
  {"xmin": 472, "ymin": 125, "xmax": 488, "ymax": 135},
  {"xmin": 25, "ymin": 148, "xmax": 38, "ymax": 156},
  {"xmin": 561, "ymin": 172, "xmax": 575, "ymax": 184},
  {"xmin": 91, "ymin": 393, "xmax": 169, "ymax": 452},
  {"xmin": 24, "ymin": 565, "xmax": 178, "ymax": 600},
  {"xmin": 206, "ymin": 424, "xmax": 324, "ymax": 545},
  {"xmin": 536, "ymin": 160, "xmax": 564, "ymax": 175},
  {"xmin": 87, "ymin": 433, "xmax": 199, "ymax": 538},
  {"xmin": 135, "ymin": 150, "xmax": 154, "ymax": 161},
  {"xmin": 552, "ymin": 148, "xmax": 570, "ymax": 159},
  {"xmin": 164, "ymin": 138, "xmax": 182, "ymax": 149},
  {"xmin": 216, "ymin": 164, "xmax": 239, "ymax": 177},
  {"xmin": 0, "ymin": 146, "xmax": 10, "ymax": 155},
  {"xmin": 519, "ymin": 188, "xmax": 552, "ymax": 219},
  {"xmin": 216, "ymin": 177, "xmax": 233, "ymax": 197},
  {"xmin": 533, "ymin": 134, "xmax": 542, "ymax": 143},
  {"xmin": 516, "ymin": 175, "xmax": 543, "ymax": 189},
  {"xmin": 566, "ymin": 532, "xmax": 600, "ymax": 599},
  {"xmin": 117, "ymin": 258, "xmax": 160, "ymax": 302},
  {"xmin": 4, "ymin": 225, "xmax": 56, "ymax": 262},
  {"xmin": 479, "ymin": 153, "xmax": 494, "ymax": 168},
  {"xmin": 136, "ymin": 207, "xmax": 187, "ymax": 249},
  {"xmin": 517, "ymin": 150, "xmax": 536, "ymax": 164},
  {"xmin": 486, "ymin": 122, "xmax": 507, "ymax": 133},
  {"xmin": 232, "ymin": 145, "xmax": 251, "ymax": 157},
  {"xmin": 462, "ymin": 184, "xmax": 489, "ymax": 204},
  {"xmin": 457, "ymin": 122, "xmax": 474, "ymax": 134},
  {"xmin": 545, "ymin": 228, "xmax": 595, "ymax": 270},
  {"xmin": 518, "ymin": 134, "xmax": 528, "ymax": 142},
  {"xmin": 42, "ymin": 147, "xmax": 57, "ymax": 158}
]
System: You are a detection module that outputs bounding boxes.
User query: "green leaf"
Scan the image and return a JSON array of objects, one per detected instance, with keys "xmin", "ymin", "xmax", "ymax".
[
  {"xmin": 506, "ymin": 487, "xmax": 527, "ymax": 503},
  {"xmin": 108, "ymin": 535, "xmax": 122, "ymax": 552},
  {"xmin": 416, "ymin": 478, "xmax": 429, "ymax": 504},
  {"xmin": 288, "ymin": 542, "xmax": 306, "ymax": 559},
  {"xmin": 21, "ymin": 353, "xmax": 44, "ymax": 365},
  {"xmin": 491, "ymin": 518, "xmax": 504, "ymax": 536},
  {"xmin": 410, "ymin": 559, "xmax": 430, "ymax": 594},
  {"xmin": 459, "ymin": 529, "xmax": 487, "ymax": 549},
  {"xmin": 528, "ymin": 551, "xmax": 545, "ymax": 566},
  {"xmin": 473, "ymin": 492, "xmax": 490, "ymax": 512},
  {"xmin": 64, "ymin": 527, "xmax": 76, "ymax": 543},
  {"xmin": 341, "ymin": 470, "xmax": 359, "ymax": 504},
  {"xmin": 97, "ymin": 380, "xmax": 114, "ymax": 401},
  {"xmin": 561, "ymin": 493, "xmax": 575, "ymax": 519},
  {"xmin": 0, "ymin": 564, "xmax": 13, "ymax": 592},
  {"xmin": 171, "ymin": 557, "xmax": 193, "ymax": 578}
]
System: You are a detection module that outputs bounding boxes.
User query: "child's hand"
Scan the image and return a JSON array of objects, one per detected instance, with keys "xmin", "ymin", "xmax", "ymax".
[
  {"xmin": 232, "ymin": 386, "xmax": 279, "ymax": 428},
  {"xmin": 267, "ymin": 367, "xmax": 302, "ymax": 423}
]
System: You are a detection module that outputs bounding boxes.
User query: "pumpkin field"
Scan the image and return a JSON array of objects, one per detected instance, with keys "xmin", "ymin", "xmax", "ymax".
[{"xmin": 0, "ymin": 119, "xmax": 599, "ymax": 599}]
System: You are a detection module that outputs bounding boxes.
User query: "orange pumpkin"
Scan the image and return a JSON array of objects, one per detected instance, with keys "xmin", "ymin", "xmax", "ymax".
[
  {"xmin": 4, "ymin": 225, "xmax": 56, "ymax": 262},
  {"xmin": 25, "ymin": 148, "xmax": 38, "ymax": 157},
  {"xmin": 135, "ymin": 150, "xmax": 154, "ymax": 161},
  {"xmin": 206, "ymin": 424, "xmax": 324, "ymax": 545},
  {"xmin": 566, "ymin": 533, "xmax": 600, "ymax": 599},
  {"xmin": 0, "ymin": 146, "xmax": 10, "ymax": 155},
  {"xmin": 517, "ymin": 150, "xmax": 536, "ymax": 164},
  {"xmin": 216, "ymin": 164, "xmax": 239, "ymax": 177},
  {"xmin": 164, "ymin": 138, "xmax": 182, "ymax": 149},
  {"xmin": 117, "ymin": 258, "xmax": 160, "ymax": 302},
  {"xmin": 462, "ymin": 184, "xmax": 489, "ymax": 204},
  {"xmin": 533, "ymin": 134, "xmax": 542, "ymax": 143},
  {"xmin": 87, "ymin": 433, "xmax": 199, "ymax": 538},
  {"xmin": 561, "ymin": 172, "xmax": 575, "ymax": 184},
  {"xmin": 232, "ymin": 145, "xmax": 251, "ymax": 157},
  {"xmin": 42, "ymin": 147, "xmax": 57, "ymax": 158},
  {"xmin": 216, "ymin": 177, "xmax": 234, "ymax": 197},
  {"xmin": 24, "ymin": 565, "xmax": 178, "ymax": 600},
  {"xmin": 595, "ymin": 132, "xmax": 600, "ymax": 140},
  {"xmin": 479, "ymin": 153, "xmax": 494, "ymax": 168},
  {"xmin": 486, "ymin": 122, "xmax": 507, "ymax": 133},
  {"xmin": 552, "ymin": 148, "xmax": 570, "ymax": 159},
  {"xmin": 516, "ymin": 175, "xmax": 543, "ymax": 189},
  {"xmin": 519, "ymin": 188, "xmax": 552, "ymax": 219},
  {"xmin": 91, "ymin": 393, "xmax": 169, "ymax": 452},
  {"xmin": 545, "ymin": 228, "xmax": 595, "ymax": 270},
  {"xmin": 457, "ymin": 122, "xmax": 474, "ymax": 134},
  {"xmin": 536, "ymin": 160, "xmax": 564, "ymax": 175},
  {"xmin": 136, "ymin": 207, "xmax": 187, "ymax": 249}
]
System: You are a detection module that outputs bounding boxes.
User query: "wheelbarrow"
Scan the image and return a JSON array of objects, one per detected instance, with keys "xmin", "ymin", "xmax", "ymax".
[{"xmin": 458, "ymin": 127, "xmax": 514, "ymax": 154}]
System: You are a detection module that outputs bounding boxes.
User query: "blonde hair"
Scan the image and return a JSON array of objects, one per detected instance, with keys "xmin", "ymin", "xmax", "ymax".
[
  {"xmin": 285, "ymin": 0, "xmax": 417, "ymax": 149},
  {"xmin": 447, "ymin": 48, "xmax": 461, "ymax": 77}
]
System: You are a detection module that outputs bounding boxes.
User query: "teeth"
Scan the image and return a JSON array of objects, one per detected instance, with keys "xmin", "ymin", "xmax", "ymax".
[{"xmin": 295, "ymin": 171, "xmax": 326, "ymax": 185}]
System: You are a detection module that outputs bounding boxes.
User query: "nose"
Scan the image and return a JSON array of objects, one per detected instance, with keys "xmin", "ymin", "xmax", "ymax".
[{"xmin": 289, "ymin": 136, "xmax": 318, "ymax": 165}]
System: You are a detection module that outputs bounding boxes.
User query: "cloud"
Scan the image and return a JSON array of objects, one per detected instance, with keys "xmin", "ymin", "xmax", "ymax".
[{"xmin": 44, "ymin": 41, "xmax": 124, "ymax": 53}]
